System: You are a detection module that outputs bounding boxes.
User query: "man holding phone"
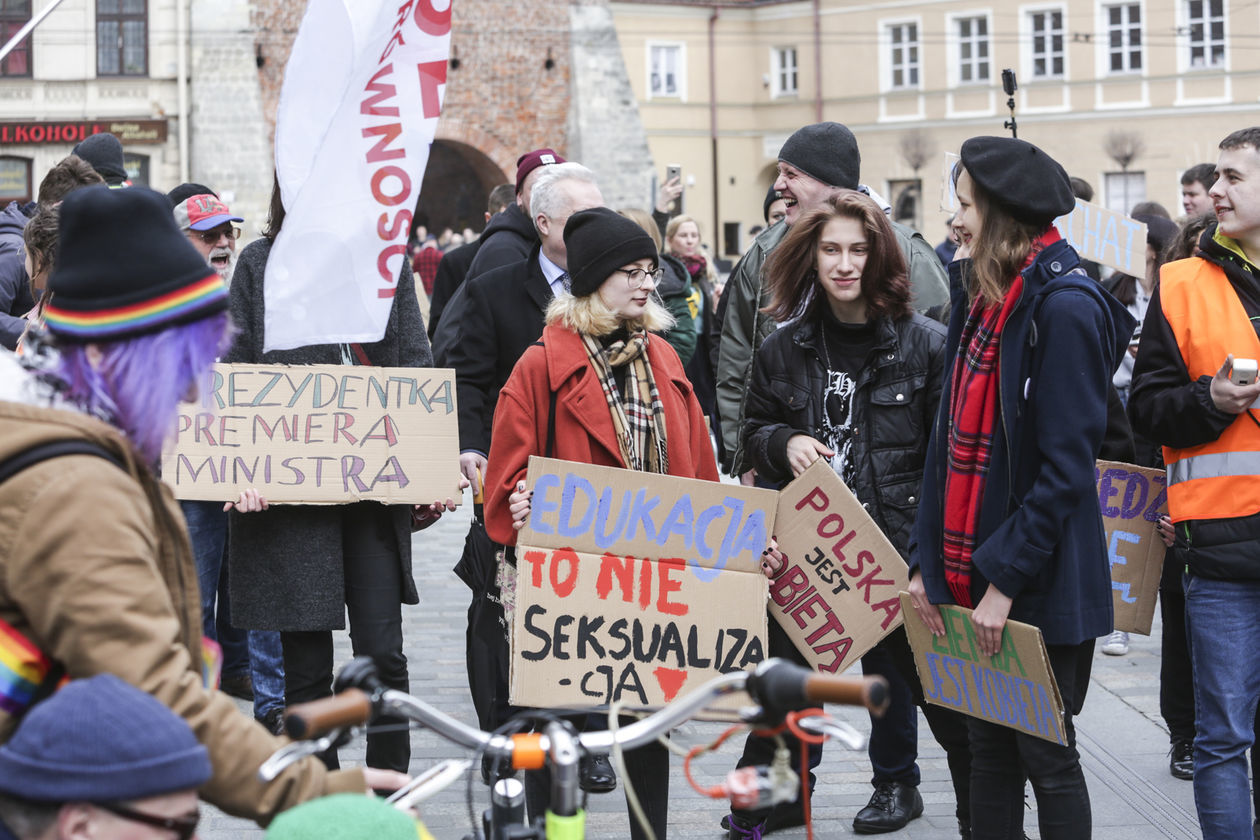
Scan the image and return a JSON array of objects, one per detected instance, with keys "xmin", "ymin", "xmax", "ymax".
[{"xmin": 1130, "ymin": 126, "xmax": 1260, "ymax": 840}]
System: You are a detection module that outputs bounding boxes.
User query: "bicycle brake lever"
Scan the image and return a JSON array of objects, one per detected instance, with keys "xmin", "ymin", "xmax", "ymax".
[
  {"xmin": 258, "ymin": 731, "xmax": 346, "ymax": 781},
  {"xmin": 385, "ymin": 758, "xmax": 472, "ymax": 809},
  {"xmin": 795, "ymin": 715, "xmax": 866, "ymax": 750}
]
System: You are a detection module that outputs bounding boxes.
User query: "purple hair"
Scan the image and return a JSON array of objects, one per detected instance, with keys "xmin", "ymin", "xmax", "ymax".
[{"xmin": 55, "ymin": 313, "xmax": 232, "ymax": 464}]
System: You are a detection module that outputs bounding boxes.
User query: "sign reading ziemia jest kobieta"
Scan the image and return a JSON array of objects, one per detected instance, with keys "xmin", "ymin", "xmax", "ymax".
[{"xmin": 164, "ymin": 363, "xmax": 460, "ymax": 504}]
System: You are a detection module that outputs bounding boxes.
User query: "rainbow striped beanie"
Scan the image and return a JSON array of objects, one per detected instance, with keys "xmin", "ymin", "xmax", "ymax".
[{"xmin": 43, "ymin": 185, "xmax": 228, "ymax": 342}]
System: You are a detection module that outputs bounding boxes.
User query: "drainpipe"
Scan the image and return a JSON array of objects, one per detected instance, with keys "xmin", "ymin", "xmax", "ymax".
[
  {"xmin": 708, "ymin": 5, "xmax": 719, "ymax": 258},
  {"xmin": 813, "ymin": 0, "xmax": 822, "ymax": 121},
  {"xmin": 176, "ymin": 0, "xmax": 189, "ymax": 182}
]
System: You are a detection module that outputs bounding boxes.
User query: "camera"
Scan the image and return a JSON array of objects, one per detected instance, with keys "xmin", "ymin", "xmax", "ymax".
[{"xmin": 1002, "ymin": 69, "xmax": 1018, "ymax": 97}]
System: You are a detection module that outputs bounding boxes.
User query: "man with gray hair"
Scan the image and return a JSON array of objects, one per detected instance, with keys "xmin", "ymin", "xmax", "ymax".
[{"xmin": 445, "ymin": 162, "xmax": 603, "ymax": 746}]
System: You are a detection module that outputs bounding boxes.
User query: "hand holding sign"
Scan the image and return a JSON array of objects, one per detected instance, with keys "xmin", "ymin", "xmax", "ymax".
[
  {"xmin": 224, "ymin": 487, "xmax": 268, "ymax": 513},
  {"xmin": 971, "ymin": 584, "xmax": 1014, "ymax": 657},
  {"xmin": 907, "ymin": 571, "xmax": 944, "ymax": 637},
  {"xmin": 785, "ymin": 435, "xmax": 834, "ymax": 477},
  {"xmin": 509, "ymin": 481, "xmax": 532, "ymax": 531}
]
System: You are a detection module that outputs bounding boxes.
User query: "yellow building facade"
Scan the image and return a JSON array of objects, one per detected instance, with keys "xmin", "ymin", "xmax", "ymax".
[{"xmin": 611, "ymin": 0, "xmax": 1254, "ymax": 257}]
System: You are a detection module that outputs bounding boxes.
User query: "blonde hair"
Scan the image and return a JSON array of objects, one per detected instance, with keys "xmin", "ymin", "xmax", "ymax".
[{"xmin": 545, "ymin": 290, "xmax": 675, "ymax": 337}]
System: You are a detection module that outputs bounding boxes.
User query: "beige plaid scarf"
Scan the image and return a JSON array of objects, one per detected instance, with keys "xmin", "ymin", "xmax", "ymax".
[{"xmin": 580, "ymin": 330, "xmax": 669, "ymax": 474}]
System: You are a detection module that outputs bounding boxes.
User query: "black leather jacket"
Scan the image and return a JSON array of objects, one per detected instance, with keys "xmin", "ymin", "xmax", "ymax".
[{"xmin": 742, "ymin": 312, "xmax": 946, "ymax": 557}]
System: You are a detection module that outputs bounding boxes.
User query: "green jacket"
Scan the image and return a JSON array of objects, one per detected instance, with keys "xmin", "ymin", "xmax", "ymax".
[{"xmin": 715, "ymin": 218, "xmax": 948, "ymax": 475}]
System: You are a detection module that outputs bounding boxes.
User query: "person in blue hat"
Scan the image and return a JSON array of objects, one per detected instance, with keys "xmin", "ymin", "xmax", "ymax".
[{"xmin": 0, "ymin": 674, "xmax": 211, "ymax": 840}]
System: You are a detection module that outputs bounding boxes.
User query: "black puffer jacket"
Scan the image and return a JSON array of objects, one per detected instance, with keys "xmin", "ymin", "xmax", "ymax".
[{"xmin": 742, "ymin": 312, "xmax": 946, "ymax": 557}]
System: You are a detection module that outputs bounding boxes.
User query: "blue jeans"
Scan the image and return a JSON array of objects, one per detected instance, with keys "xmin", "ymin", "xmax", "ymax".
[
  {"xmin": 1185, "ymin": 573, "xmax": 1260, "ymax": 839},
  {"xmin": 180, "ymin": 500, "xmax": 285, "ymax": 719}
]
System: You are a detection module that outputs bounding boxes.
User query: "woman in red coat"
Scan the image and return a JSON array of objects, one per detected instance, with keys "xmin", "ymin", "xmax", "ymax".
[{"xmin": 485, "ymin": 206, "xmax": 719, "ymax": 840}]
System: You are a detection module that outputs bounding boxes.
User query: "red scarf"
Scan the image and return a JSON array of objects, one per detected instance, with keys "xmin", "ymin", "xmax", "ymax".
[
  {"xmin": 681, "ymin": 254, "xmax": 707, "ymax": 281},
  {"xmin": 942, "ymin": 228, "xmax": 1060, "ymax": 606}
]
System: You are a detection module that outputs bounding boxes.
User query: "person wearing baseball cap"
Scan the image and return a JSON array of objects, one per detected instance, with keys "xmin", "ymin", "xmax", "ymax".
[
  {"xmin": 0, "ymin": 185, "xmax": 405, "ymax": 825},
  {"xmin": 907, "ymin": 136, "xmax": 1135, "ymax": 839},
  {"xmin": 0, "ymin": 674, "xmax": 211, "ymax": 840},
  {"xmin": 169, "ymin": 184, "xmax": 245, "ymax": 281}
]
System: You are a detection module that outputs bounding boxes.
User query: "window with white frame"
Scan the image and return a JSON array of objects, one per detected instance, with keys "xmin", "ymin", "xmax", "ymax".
[
  {"xmin": 888, "ymin": 23, "xmax": 920, "ymax": 89},
  {"xmin": 956, "ymin": 15, "xmax": 990, "ymax": 84},
  {"xmin": 1029, "ymin": 9, "xmax": 1065, "ymax": 78},
  {"xmin": 1186, "ymin": 0, "xmax": 1225, "ymax": 68},
  {"xmin": 648, "ymin": 43, "xmax": 683, "ymax": 98},
  {"xmin": 772, "ymin": 47, "xmax": 798, "ymax": 97},
  {"xmin": 1104, "ymin": 171, "xmax": 1146, "ymax": 215},
  {"xmin": 1105, "ymin": 3, "xmax": 1142, "ymax": 73}
]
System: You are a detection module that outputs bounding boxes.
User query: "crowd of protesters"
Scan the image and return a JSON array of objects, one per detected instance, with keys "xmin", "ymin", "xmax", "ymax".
[{"xmin": 2, "ymin": 120, "xmax": 1260, "ymax": 840}]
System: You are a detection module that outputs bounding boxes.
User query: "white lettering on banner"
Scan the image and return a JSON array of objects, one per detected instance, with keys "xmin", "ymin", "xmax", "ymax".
[{"xmin": 264, "ymin": 0, "xmax": 451, "ymax": 352}]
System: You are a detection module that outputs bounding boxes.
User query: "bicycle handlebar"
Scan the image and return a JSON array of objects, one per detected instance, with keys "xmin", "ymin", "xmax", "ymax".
[{"xmin": 283, "ymin": 688, "xmax": 373, "ymax": 739}]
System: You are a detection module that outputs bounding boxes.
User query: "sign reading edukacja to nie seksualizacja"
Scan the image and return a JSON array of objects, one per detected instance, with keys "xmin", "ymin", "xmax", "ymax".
[
  {"xmin": 510, "ymin": 457, "xmax": 776, "ymax": 711},
  {"xmin": 163, "ymin": 363, "xmax": 461, "ymax": 504}
]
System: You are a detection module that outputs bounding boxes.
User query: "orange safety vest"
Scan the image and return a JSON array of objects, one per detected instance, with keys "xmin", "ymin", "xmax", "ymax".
[{"xmin": 1161, "ymin": 256, "xmax": 1260, "ymax": 523}]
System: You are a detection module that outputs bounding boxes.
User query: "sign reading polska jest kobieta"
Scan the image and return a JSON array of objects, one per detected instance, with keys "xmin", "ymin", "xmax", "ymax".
[{"xmin": 164, "ymin": 363, "xmax": 461, "ymax": 504}]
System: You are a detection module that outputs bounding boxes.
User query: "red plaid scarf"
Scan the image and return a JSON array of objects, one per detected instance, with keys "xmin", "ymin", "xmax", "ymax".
[{"xmin": 942, "ymin": 228, "xmax": 1060, "ymax": 606}]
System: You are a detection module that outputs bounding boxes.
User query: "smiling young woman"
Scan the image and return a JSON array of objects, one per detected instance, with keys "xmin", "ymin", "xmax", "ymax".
[{"xmin": 729, "ymin": 190, "xmax": 972, "ymax": 838}]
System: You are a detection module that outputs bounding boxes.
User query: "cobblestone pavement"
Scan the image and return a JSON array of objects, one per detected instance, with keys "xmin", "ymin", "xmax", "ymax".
[{"xmin": 204, "ymin": 502, "xmax": 1199, "ymax": 839}]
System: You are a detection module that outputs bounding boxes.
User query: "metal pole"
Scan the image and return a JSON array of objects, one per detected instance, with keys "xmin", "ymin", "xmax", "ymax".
[{"xmin": 0, "ymin": 0, "xmax": 71, "ymax": 65}]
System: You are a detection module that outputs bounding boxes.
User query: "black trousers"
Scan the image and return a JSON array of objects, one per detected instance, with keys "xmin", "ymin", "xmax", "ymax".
[
  {"xmin": 967, "ymin": 640, "xmax": 1093, "ymax": 840},
  {"xmin": 281, "ymin": 503, "xmax": 410, "ymax": 773},
  {"xmin": 1159, "ymin": 551, "xmax": 1196, "ymax": 743}
]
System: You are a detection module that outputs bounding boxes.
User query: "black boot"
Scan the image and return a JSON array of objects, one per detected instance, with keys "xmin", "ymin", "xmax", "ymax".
[
  {"xmin": 1170, "ymin": 738, "xmax": 1194, "ymax": 780},
  {"xmin": 852, "ymin": 782, "xmax": 923, "ymax": 834}
]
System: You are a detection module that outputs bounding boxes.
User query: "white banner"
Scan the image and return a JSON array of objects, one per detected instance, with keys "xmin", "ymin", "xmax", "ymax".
[{"xmin": 263, "ymin": 0, "xmax": 451, "ymax": 352}]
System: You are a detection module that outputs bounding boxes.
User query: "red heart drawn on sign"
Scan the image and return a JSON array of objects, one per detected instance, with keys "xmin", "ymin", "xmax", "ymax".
[{"xmin": 653, "ymin": 666, "xmax": 688, "ymax": 702}]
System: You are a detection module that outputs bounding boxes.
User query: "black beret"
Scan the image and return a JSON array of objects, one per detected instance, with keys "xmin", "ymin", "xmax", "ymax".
[
  {"xmin": 960, "ymin": 136, "xmax": 1075, "ymax": 226},
  {"xmin": 564, "ymin": 207, "xmax": 658, "ymax": 298}
]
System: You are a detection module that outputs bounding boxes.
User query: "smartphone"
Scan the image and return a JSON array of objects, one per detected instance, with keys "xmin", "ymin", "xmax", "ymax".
[
  {"xmin": 1231, "ymin": 357, "xmax": 1258, "ymax": 386},
  {"xmin": 1001, "ymin": 68, "xmax": 1018, "ymax": 96},
  {"xmin": 665, "ymin": 163, "xmax": 682, "ymax": 185}
]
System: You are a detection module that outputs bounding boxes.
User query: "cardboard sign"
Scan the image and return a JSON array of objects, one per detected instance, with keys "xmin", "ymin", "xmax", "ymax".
[
  {"xmin": 772, "ymin": 461, "xmax": 909, "ymax": 673},
  {"xmin": 1096, "ymin": 460, "xmax": 1168, "ymax": 635},
  {"xmin": 164, "ymin": 363, "xmax": 461, "ymax": 504},
  {"xmin": 900, "ymin": 593, "xmax": 1067, "ymax": 745},
  {"xmin": 1053, "ymin": 200, "xmax": 1148, "ymax": 277},
  {"xmin": 511, "ymin": 457, "xmax": 776, "ymax": 709}
]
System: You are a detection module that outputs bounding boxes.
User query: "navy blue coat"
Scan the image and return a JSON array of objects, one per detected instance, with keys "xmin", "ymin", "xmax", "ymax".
[{"xmin": 908, "ymin": 239, "xmax": 1136, "ymax": 646}]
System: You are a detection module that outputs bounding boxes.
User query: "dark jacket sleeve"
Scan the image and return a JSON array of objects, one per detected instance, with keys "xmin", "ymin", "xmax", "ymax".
[
  {"xmin": 971, "ymin": 288, "xmax": 1113, "ymax": 598},
  {"xmin": 443, "ymin": 277, "xmax": 498, "ymax": 454},
  {"xmin": 741, "ymin": 334, "xmax": 805, "ymax": 485},
  {"xmin": 388, "ymin": 258, "xmax": 432, "ymax": 367},
  {"xmin": 224, "ymin": 244, "xmax": 265, "ymax": 364},
  {"xmin": 430, "ymin": 281, "xmax": 469, "ymax": 368},
  {"xmin": 1128, "ymin": 283, "xmax": 1235, "ymax": 448},
  {"xmin": 428, "ymin": 252, "xmax": 462, "ymax": 341},
  {"xmin": 1099, "ymin": 385, "xmax": 1137, "ymax": 462},
  {"xmin": 0, "ymin": 251, "xmax": 32, "ymax": 350}
]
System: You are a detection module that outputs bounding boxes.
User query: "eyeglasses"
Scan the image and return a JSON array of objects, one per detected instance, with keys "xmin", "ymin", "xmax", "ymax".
[
  {"xmin": 618, "ymin": 267, "xmax": 665, "ymax": 290},
  {"xmin": 95, "ymin": 801, "xmax": 200, "ymax": 840},
  {"xmin": 194, "ymin": 226, "xmax": 241, "ymax": 245}
]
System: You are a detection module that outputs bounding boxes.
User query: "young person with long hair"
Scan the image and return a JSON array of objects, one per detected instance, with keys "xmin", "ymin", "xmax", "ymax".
[
  {"xmin": 0, "ymin": 186, "xmax": 401, "ymax": 823},
  {"xmin": 731, "ymin": 191, "xmax": 972, "ymax": 838},
  {"xmin": 485, "ymin": 207, "xmax": 720, "ymax": 840},
  {"xmin": 908, "ymin": 137, "xmax": 1135, "ymax": 840}
]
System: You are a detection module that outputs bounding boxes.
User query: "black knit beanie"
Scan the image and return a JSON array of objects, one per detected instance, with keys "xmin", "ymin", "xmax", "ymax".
[
  {"xmin": 960, "ymin": 136, "xmax": 1075, "ymax": 226},
  {"xmin": 0, "ymin": 674, "xmax": 211, "ymax": 802},
  {"xmin": 564, "ymin": 207, "xmax": 658, "ymax": 298},
  {"xmin": 71, "ymin": 132, "xmax": 128, "ymax": 186},
  {"xmin": 778, "ymin": 122, "xmax": 861, "ymax": 190},
  {"xmin": 43, "ymin": 185, "xmax": 228, "ymax": 342},
  {"xmin": 763, "ymin": 184, "xmax": 781, "ymax": 222}
]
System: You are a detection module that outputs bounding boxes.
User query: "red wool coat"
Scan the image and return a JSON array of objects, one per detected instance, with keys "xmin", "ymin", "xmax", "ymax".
[{"xmin": 485, "ymin": 323, "xmax": 719, "ymax": 545}]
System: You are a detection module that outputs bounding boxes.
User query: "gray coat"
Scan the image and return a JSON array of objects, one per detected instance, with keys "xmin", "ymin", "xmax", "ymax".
[{"xmin": 225, "ymin": 237, "xmax": 433, "ymax": 631}]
